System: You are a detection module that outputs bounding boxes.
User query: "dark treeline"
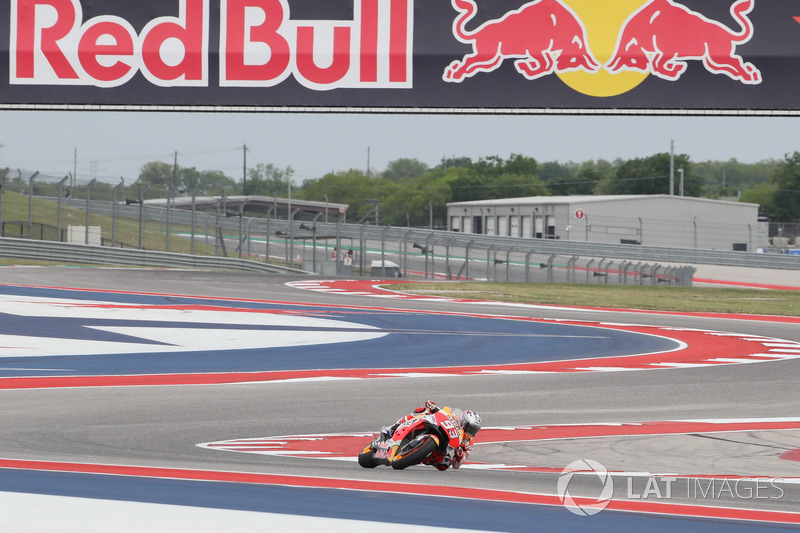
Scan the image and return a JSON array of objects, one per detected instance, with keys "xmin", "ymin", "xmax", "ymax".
[{"xmin": 8, "ymin": 152, "xmax": 799, "ymax": 226}]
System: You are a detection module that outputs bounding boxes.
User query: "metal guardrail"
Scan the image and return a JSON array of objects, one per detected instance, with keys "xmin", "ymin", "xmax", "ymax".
[
  {"xmin": 63, "ymin": 197, "xmax": 800, "ymax": 270},
  {"xmin": 282, "ymin": 221, "xmax": 800, "ymax": 271},
  {"xmin": 0, "ymin": 236, "xmax": 308, "ymax": 274}
]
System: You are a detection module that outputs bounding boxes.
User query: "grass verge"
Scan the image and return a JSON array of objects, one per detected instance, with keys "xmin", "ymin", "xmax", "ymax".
[
  {"xmin": 1, "ymin": 191, "xmax": 222, "ymax": 257},
  {"xmin": 386, "ymin": 282, "xmax": 800, "ymax": 316}
]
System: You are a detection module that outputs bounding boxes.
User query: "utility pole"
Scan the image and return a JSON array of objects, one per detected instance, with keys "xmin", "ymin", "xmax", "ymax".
[
  {"xmin": 722, "ymin": 170, "xmax": 726, "ymax": 197},
  {"xmin": 168, "ymin": 151, "xmax": 178, "ymax": 252},
  {"xmin": 172, "ymin": 151, "xmax": 178, "ymax": 191},
  {"xmin": 241, "ymin": 144, "xmax": 248, "ymax": 194},
  {"xmin": 367, "ymin": 146, "xmax": 371, "ymax": 179},
  {"xmin": 669, "ymin": 140, "xmax": 675, "ymax": 196}
]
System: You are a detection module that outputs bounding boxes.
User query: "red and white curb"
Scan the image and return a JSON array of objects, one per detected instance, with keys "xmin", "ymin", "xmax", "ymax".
[{"xmin": 198, "ymin": 417, "xmax": 800, "ymax": 476}]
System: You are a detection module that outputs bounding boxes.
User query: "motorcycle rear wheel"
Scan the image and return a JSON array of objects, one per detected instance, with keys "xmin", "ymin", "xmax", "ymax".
[{"xmin": 391, "ymin": 436, "xmax": 438, "ymax": 470}]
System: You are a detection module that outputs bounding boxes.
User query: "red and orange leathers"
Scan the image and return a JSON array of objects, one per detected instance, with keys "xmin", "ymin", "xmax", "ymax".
[{"xmin": 389, "ymin": 402, "xmax": 474, "ymax": 470}]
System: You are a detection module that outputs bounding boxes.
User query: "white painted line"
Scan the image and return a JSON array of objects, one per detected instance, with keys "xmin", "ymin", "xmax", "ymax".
[
  {"xmin": 648, "ymin": 363, "xmax": 707, "ymax": 368},
  {"xmin": 472, "ymin": 370, "xmax": 553, "ymax": 375},
  {"xmin": 763, "ymin": 343, "xmax": 800, "ymax": 348},
  {"xmin": 572, "ymin": 367, "xmax": 647, "ymax": 372},
  {"xmin": 374, "ymin": 372, "xmax": 461, "ymax": 378},
  {"xmin": 705, "ymin": 358, "xmax": 763, "ymax": 364},
  {"xmin": 750, "ymin": 353, "xmax": 800, "ymax": 359}
]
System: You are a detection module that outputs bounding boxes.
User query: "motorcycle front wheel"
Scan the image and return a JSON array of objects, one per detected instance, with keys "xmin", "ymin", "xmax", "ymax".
[
  {"xmin": 358, "ymin": 444, "xmax": 378, "ymax": 468},
  {"xmin": 391, "ymin": 435, "xmax": 438, "ymax": 470}
]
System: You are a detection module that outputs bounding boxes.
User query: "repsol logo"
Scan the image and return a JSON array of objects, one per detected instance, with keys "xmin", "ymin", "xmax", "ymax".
[{"xmin": 10, "ymin": 0, "xmax": 413, "ymax": 89}]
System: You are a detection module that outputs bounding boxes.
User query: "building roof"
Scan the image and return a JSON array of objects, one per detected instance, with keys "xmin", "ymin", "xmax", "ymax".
[
  {"xmin": 144, "ymin": 195, "xmax": 348, "ymax": 214},
  {"xmin": 447, "ymin": 194, "xmax": 757, "ymax": 208}
]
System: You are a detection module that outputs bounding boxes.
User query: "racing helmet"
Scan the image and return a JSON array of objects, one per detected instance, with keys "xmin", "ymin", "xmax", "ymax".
[{"xmin": 460, "ymin": 410, "xmax": 482, "ymax": 439}]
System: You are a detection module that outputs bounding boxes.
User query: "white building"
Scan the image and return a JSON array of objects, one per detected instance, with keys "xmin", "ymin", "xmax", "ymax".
[{"xmin": 447, "ymin": 195, "xmax": 762, "ymax": 251}]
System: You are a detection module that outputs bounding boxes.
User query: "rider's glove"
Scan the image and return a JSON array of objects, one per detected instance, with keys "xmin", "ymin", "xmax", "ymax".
[
  {"xmin": 425, "ymin": 400, "xmax": 439, "ymax": 413},
  {"xmin": 452, "ymin": 447, "xmax": 466, "ymax": 469},
  {"xmin": 380, "ymin": 426, "xmax": 393, "ymax": 440}
]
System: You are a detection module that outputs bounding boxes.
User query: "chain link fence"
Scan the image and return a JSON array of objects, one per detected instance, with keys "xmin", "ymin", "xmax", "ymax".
[{"xmin": 1, "ymin": 170, "xmax": 799, "ymax": 283}]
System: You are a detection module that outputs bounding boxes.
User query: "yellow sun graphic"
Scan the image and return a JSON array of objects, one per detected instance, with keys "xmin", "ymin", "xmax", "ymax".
[{"xmin": 557, "ymin": 0, "xmax": 650, "ymax": 97}]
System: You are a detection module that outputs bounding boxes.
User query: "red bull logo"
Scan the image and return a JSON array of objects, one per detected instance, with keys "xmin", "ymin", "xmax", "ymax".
[
  {"xmin": 607, "ymin": 0, "xmax": 760, "ymax": 83},
  {"xmin": 444, "ymin": 0, "xmax": 599, "ymax": 81},
  {"xmin": 9, "ymin": 0, "xmax": 413, "ymax": 89},
  {"xmin": 445, "ymin": 0, "xmax": 763, "ymax": 96}
]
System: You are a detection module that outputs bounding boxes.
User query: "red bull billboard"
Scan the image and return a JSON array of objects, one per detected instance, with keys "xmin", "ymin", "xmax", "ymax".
[{"xmin": 1, "ymin": 0, "xmax": 798, "ymax": 113}]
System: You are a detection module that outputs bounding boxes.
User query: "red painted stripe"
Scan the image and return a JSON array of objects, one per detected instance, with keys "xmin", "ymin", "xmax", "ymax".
[
  {"xmin": 574, "ymin": 307, "xmax": 800, "ymax": 324},
  {"xmin": 0, "ymin": 458, "xmax": 797, "ymax": 524},
  {"xmin": 780, "ymin": 448, "xmax": 800, "ymax": 462},
  {"xmin": 694, "ymin": 278, "xmax": 800, "ymax": 291},
  {"xmin": 482, "ymin": 420, "xmax": 800, "ymax": 443}
]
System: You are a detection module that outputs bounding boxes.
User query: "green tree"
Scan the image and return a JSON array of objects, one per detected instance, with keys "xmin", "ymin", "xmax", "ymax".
[
  {"xmin": 245, "ymin": 163, "xmax": 294, "ymax": 196},
  {"xmin": 741, "ymin": 181, "xmax": 778, "ymax": 216},
  {"xmin": 447, "ymin": 155, "xmax": 543, "ymax": 202},
  {"xmin": 546, "ymin": 160, "xmax": 610, "ymax": 195},
  {"xmin": 136, "ymin": 161, "xmax": 175, "ymax": 191},
  {"xmin": 298, "ymin": 169, "xmax": 398, "ymax": 222},
  {"xmin": 448, "ymin": 167, "xmax": 487, "ymax": 203},
  {"xmin": 604, "ymin": 153, "xmax": 700, "ymax": 196},
  {"xmin": 492, "ymin": 173, "xmax": 547, "ymax": 198},
  {"xmin": 382, "ymin": 158, "xmax": 428, "ymax": 182},
  {"xmin": 500, "ymin": 154, "xmax": 540, "ymax": 177},
  {"xmin": 440, "ymin": 156, "xmax": 472, "ymax": 170},
  {"xmin": 182, "ymin": 167, "xmax": 237, "ymax": 195},
  {"xmin": 471, "ymin": 154, "xmax": 538, "ymax": 179},
  {"xmin": 694, "ymin": 158, "xmax": 777, "ymax": 198},
  {"xmin": 134, "ymin": 161, "xmax": 236, "ymax": 195},
  {"xmin": 381, "ymin": 167, "xmax": 454, "ymax": 227},
  {"xmin": 770, "ymin": 152, "xmax": 800, "ymax": 221},
  {"xmin": 538, "ymin": 160, "xmax": 578, "ymax": 182}
]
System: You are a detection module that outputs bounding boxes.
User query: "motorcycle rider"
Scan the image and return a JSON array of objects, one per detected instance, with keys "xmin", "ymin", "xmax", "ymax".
[{"xmin": 381, "ymin": 400, "xmax": 482, "ymax": 471}]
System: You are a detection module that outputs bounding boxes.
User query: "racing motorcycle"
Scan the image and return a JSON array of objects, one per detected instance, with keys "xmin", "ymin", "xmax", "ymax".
[{"xmin": 358, "ymin": 409, "xmax": 463, "ymax": 470}]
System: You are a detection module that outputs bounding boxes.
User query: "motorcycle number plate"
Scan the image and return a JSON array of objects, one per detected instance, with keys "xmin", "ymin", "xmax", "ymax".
[{"xmin": 441, "ymin": 419, "xmax": 460, "ymax": 440}]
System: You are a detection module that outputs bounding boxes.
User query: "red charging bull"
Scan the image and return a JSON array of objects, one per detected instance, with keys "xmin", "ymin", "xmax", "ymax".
[
  {"xmin": 443, "ymin": 0, "xmax": 600, "ymax": 82},
  {"xmin": 606, "ymin": 0, "xmax": 761, "ymax": 84}
]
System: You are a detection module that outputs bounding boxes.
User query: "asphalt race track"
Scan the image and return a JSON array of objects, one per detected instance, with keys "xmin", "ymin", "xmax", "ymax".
[{"xmin": 1, "ymin": 267, "xmax": 800, "ymax": 532}]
